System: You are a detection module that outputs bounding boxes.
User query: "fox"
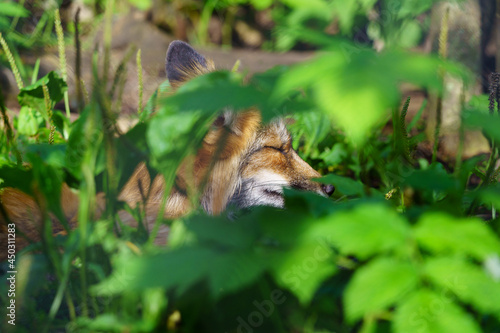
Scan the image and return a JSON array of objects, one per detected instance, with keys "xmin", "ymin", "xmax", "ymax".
[{"xmin": 0, "ymin": 41, "xmax": 334, "ymax": 258}]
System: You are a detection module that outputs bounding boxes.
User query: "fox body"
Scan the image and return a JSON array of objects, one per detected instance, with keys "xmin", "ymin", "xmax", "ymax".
[{"xmin": 0, "ymin": 41, "xmax": 333, "ymax": 257}]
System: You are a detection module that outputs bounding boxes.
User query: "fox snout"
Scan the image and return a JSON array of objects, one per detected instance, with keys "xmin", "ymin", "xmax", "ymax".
[{"xmin": 321, "ymin": 184, "xmax": 335, "ymax": 197}]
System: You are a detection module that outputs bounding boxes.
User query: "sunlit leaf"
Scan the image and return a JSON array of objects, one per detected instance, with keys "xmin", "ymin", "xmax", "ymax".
[
  {"xmin": 276, "ymin": 46, "xmax": 465, "ymax": 145},
  {"xmin": 126, "ymin": 0, "xmax": 152, "ymax": 10},
  {"xmin": 393, "ymin": 289, "xmax": 482, "ymax": 333},
  {"xmin": 424, "ymin": 257, "xmax": 500, "ymax": 315},
  {"xmin": 344, "ymin": 257, "xmax": 418, "ymax": 322},
  {"xmin": 415, "ymin": 213, "xmax": 500, "ymax": 261},
  {"xmin": 324, "ymin": 203, "xmax": 411, "ymax": 259},
  {"xmin": 0, "ymin": 2, "xmax": 30, "ymax": 17},
  {"xmin": 16, "ymin": 106, "xmax": 44, "ymax": 136}
]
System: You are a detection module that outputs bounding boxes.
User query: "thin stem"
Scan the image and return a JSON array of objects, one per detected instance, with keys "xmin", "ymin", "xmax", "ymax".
[
  {"xmin": 75, "ymin": 7, "xmax": 84, "ymax": 112},
  {"xmin": 137, "ymin": 49, "xmax": 144, "ymax": 115},
  {"xmin": 54, "ymin": 9, "xmax": 71, "ymax": 118},
  {"xmin": 42, "ymin": 84, "xmax": 55, "ymax": 144},
  {"xmin": 0, "ymin": 33, "xmax": 24, "ymax": 90}
]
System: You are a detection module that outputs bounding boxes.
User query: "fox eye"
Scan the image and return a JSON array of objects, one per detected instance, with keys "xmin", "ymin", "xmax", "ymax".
[{"xmin": 264, "ymin": 145, "xmax": 286, "ymax": 153}]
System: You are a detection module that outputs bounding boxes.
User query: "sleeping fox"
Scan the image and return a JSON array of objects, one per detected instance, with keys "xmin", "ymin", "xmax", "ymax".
[{"xmin": 0, "ymin": 41, "xmax": 334, "ymax": 256}]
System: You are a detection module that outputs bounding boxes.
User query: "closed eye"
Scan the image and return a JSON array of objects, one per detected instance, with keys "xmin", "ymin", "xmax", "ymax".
[{"xmin": 264, "ymin": 146, "xmax": 285, "ymax": 153}]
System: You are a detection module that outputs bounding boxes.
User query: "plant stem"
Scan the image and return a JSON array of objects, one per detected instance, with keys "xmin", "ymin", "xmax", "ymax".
[
  {"xmin": 197, "ymin": 0, "xmax": 218, "ymax": 45},
  {"xmin": 54, "ymin": 9, "xmax": 71, "ymax": 119},
  {"xmin": 75, "ymin": 7, "xmax": 84, "ymax": 112},
  {"xmin": 432, "ymin": 6, "xmax": 449, "ymax": 164},
  {"xmin": 103, "ymin": 0, "xmax": 114, "ymax": 85},
  {"xmin": 137, "ymin": 49, "xmax": 144, "ymax": 115},
  {"xmin": 0, "ymin": 33, "xmax": 24, "ymax": 90}
]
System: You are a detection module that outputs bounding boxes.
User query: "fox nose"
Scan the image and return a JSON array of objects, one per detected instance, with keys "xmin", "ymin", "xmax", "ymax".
[{"xmin": 321, "ymin": 184, "xmax": 335, "ymax": 197}]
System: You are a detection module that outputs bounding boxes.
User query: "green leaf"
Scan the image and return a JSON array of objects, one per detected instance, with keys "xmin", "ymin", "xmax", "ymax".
[
  {"xmin": 17, "ymin": 71, "xmax": 67, "ymax": 117},
  {"xmin": 397, "ymin": 0, "xmax": 435, "ymax": 19},
  {"xmin": 325, "ymin": 203, "xmax": 411, "ymax": 259},
  {"xmin": 250, "ymin": 0, "xmax": 273, "ymax": 10},
  {"xmin": 0, "ymin": 2, "xmax": 30, "ymax": 17},
  {"xmin": 403, "ymin": 163, "xmax": 455, "ymax": 192},
  {"xmin": 398, "ymin": 21, "xmax": 422, "ymax": 48},
  {"xmin": 344, "ymin": 257, "xmax": 419, "ymax": 322},
  {"xmin": 271, "ymin": 242, "xmax": 336, "ymax": 304},
  {"xmin": 318, "ymin": 143, "xmax": 348, "ymax": 166},
  {"xmin": 463, "ymin": 110, "xmax": 500, "ymax": 144},
  {"xmin": 415, "ymin": 213, "xmax": 500, "ymax": 261},
  {"xmin": 277, "ymin": 47, "xmax": 464, "ymax": 145},
  {"xmin": 289, "ymin": 111, "xmax": 331, "ymax": 156},
  {"xmin": 315, "ymin": 174, "xmax": 366, "ymax": 197},
  {"xmin": 147, "ymin": 107, "xmax": 212, "ymax": 173},
  {"xmin": 26, "ymin": 153, "xmax": 65, "ymax": 223},
  {"xmin": 25, "ymin": 143, "xmax": 66, "ymax": 169},
  {"xmin": 16, "ymin": 106, "xmax": 44, "ymax": 136},
  {"xmin": 93, "ymin": 246, "xmax": 266, "ymax": 299},
  {"xmin": 0, "ymin": 165, "xmax": 34, "ymax": 195},
  {"xmin": 393, "ymin": 289, "xmax": 482, "ymax": 333},
  {"xmin": 185, "ymin": 213, "xmax": 258, "ymax": 249},
  {"xmin": 166, "ymin": 71, "xmax": 269, "ymax": 116},
  {"xmin": 424, "ymin": 257, "xmax": 500, "ymax": 315},
  {"xmin": 65, "ymin": 108, "xmax": 103, "ymax": 180},
  {"xmin": 116, "ymin": 122, "xmax": 150, "ymax": 190},
  {"xmin": 126, "ymin": 0, "xmax": 152, "ymax": 10}
]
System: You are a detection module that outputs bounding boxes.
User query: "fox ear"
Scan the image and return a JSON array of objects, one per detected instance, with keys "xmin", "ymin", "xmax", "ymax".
[{"xmin": 166, "ymin": 40, "xmax": 214, "ymax": 88}]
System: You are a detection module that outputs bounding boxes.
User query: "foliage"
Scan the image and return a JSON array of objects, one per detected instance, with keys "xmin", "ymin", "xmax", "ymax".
[{"xmin": 1, "ymin": 1, "xmax": 500, "ymax": 333}]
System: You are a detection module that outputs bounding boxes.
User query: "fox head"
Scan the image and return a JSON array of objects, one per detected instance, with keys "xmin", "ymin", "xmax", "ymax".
[{"xmin": 164, "ymin": 41, "xmax": 334, "ymax": 213}]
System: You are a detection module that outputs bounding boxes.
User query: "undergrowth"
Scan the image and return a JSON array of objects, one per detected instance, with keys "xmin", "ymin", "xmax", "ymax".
[{"xmin": 1, "ymin": 2, "xmax": 500, "ymax": 333}]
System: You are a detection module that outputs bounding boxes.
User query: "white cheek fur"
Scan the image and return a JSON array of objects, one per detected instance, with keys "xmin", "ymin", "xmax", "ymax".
[{"xmin": 231, "ymin": 170, "xmax": 290, "ymax": 209}]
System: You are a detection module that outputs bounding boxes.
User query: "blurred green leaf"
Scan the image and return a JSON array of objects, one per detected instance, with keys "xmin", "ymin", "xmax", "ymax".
[
  {"xmin": 94, "ymin": 246, "xmax": 266, "ymax": 299},
  {"xmin": 116, "ymin": 122, "xmax": 149, "ymax": 190},
  {"xmin": 415, "ymin": 213, "xmax": 500, "ymax": 261},
  {"xmin": 403, "ymin": 163, "xmax": 455, "ymax": 192},
  {"xmin": 318, "ymin": 143, "xmax": 347, "ymax": 166},
  {"xmin": 397, "ymin": 0, "xmax": 436, "ymax": 19},
  {"xmin": 463, "ymin": 110, "xmax": 500, "ymax": 144},
  {"xmin": 147, "ymin": 108, "xmax": 212, "ymax": 173},
  {"xmin": 0, "ymin": 165, "xmax": 33, "ymax": 194},
  {"xmin": 316, "ymin": 174, "xmax": 366, "ymax": 197},
  {"xmin": 271, "ymin": 242, "xmax": 336, "ymax": 305},
  {"xmin": 0, "ymin": 2, "xmax": 30, "ymax": 17},
  {"xmin": 250, "ymin": 0, "xmax": 273, "ymax": 10},
  {"xmin": 166, "ymin": 71, "xmax": 268, "ymax": 114},
  {"xmin": 17, "ymin": 71, "xmax": 67, "ymax": 118},
  {"xmin": 424, "ymin": 257, "xmax": 500, "ymax": 316},
  {"xmin": 344, "ymin": 257, "xmax": 418, "ymax": 322},
  {"xmin": 325, "ymin": 203, "xmax": 411, "ymax": 259},
  {"xmin": 398, "ymin": 21, "xmax": 422, "ymax": 48},
  {"xmin": 276, "ymin": 47, "xmax": 464, "ymax": 145},
  {"xmin": 289, "ymin": 111, "xmax": 331, "ymax": 157},
  {"xmin": 393, "ymin": 289, "xmax": 482, "ymax": 333},
  {"xmin": 126, "ymin": 0, "xmax": 152, "ymax": 10},
  {"xmin": 16, "ymin": 106, "xmax": 44, "ymax": 136},
  {"xmin": 26, "ymin": 152, "xmax": 65, "ymax": 223},
  {"xmin": 65, "ymin": 108, "xmax": 103, "ymax": 180}
]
